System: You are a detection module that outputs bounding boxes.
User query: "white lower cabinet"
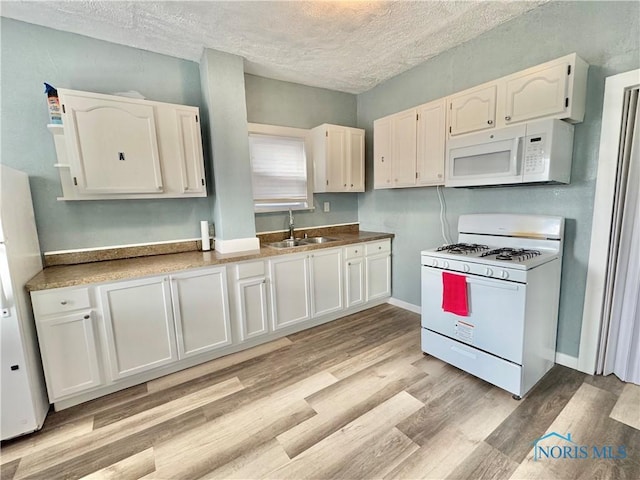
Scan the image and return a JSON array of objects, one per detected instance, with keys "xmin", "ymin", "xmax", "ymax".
[
  {"xmin": 310, "ymin": 248, "xmax": 343, "ymax": 317},
  {"xmin": 31, "ymin": 287, "xmax": 104, "ymax": 401},
  {"xmin": 170, "ymin": 267, "xmax": 231, "ymax": 359},
  {"xmin": 344, "ymin": 245, "xmax": 365, "ymax": 308},
  {"xmin": 31, "ymin": 238, "xmax": 392, "ymax": 408},
  {"xmin": 99, "ymin": 276, "xmax": 177, "ymax": 380},
  {"xmin": 36, "ymin": 310, "xmax": 102, "ymax": 399},
  {"xmin": 365, "ymin": 240, "xmax": 392, "ymax": 301},
  {"xmin": 269, "ymin": 254, "xmax": 311, "ymax": 330},
  {"xmin": 234, "ymin": 261, "xmax": 269, "ymax": 341},
  {"xmin": 269, "ymin": 247, "xmax": 344, "ymax": 331}
]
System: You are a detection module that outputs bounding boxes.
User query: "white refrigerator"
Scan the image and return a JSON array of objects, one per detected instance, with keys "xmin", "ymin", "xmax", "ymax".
[{"xmin": 0, "ymin": 165, "xmax": 49, "ymax": 440}]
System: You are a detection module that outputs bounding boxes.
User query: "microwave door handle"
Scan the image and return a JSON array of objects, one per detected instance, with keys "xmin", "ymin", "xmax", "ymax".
[{"xmin": 512, "ymin": 137, "xmax": 522, "ymax": 176}]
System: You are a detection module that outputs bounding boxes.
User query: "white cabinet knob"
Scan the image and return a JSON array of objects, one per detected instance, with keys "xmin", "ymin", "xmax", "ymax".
[
  {"xmin": 463, "ymin": 264, "xmax": 470, "ymax": 272},
  {"xmin": 443, "ymin": 261, "xmax": 449, "ymax": 269},
  {"xmin": 485, "ymin": 268, "xmax": 493, "ymax": 276},
  {"xmin": 500, "ymin": 270, "xmax": 509, "ymax": 279},
  {"xmin": 432, "ymin": 259, "xmax": 438, "ymax": 267}
]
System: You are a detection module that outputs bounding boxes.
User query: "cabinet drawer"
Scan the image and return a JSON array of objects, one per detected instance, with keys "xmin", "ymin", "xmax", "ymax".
[
  {"xmin": 365, "ymin": 240, "xmax": 391, "ymax": 256},
  {"xmin": 237, "ymin": 261, "xmax": 265, "ymax": 280},
  {"xmin": 344, "ymin": 244, "xmax": 364, "ymax": 260},
  {"xmin": 33, "ymin": 287, "xmax": 91, "ymax": 316}
]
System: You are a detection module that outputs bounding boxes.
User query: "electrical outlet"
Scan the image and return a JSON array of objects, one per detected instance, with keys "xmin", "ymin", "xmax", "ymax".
[{"xmin": 323, "ymin": 202, "xmax": 330, "ymax": 212}]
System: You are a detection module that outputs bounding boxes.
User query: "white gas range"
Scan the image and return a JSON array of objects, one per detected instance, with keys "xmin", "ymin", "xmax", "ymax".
[{"xmin": 421, "ymin": 214, "xmax": 564, "ymax": 399}]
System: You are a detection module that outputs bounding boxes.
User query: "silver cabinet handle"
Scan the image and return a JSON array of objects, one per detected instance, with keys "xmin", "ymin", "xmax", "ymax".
[
  {"xmin": 60, "ymin": 300, "xmax": 67, "ymax": 305},
  {"xmin": 84, "ymin": 314, "xmax": 90, "ymax": 320},
  {"xmin": 487, "ymin": 120, "xmax": 493, "ymax": 125},
  {"xmin": 505, "ymin": 116, "xmax": 511, "ymax": 121}
]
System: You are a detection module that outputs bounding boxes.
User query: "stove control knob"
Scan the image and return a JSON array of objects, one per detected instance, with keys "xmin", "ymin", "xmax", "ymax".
[
  {"xmin": 463, "ymin": 264, "xmax": 470, "ymax": 272},
  {"xmin": 432, "ymin": 259, "xmax": 438, "ymax": 267},
  {"xmin": 443, "ymin": 261, "xmax": 449, "ymax": 269},
  {"xmin": 485, "ymin": 268, "xmax": 494, "ymax": 276},
  {"xmin": 500, "ymin": 270, "xmax": 509, "ymax": 279}
]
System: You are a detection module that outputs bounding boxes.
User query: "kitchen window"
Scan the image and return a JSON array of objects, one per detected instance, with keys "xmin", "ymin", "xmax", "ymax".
[{"xmin": 248, "ymin": 123, "xmax": 313, "ymax": 213}]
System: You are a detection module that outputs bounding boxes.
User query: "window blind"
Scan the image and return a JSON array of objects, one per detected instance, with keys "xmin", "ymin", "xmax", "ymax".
[{"xmin": 249, "ymin": 133, "xmax": 310, "ymax": 210}]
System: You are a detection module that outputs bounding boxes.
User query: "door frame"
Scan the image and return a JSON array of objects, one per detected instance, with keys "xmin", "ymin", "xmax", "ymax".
[{"xmin": 578, "ymin": 69, "xmax": 640, "ymax": 374}]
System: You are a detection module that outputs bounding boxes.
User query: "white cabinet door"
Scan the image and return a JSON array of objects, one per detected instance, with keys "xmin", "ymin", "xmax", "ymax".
[
  {"xmin": 364, "ymin": 240, "xmax": 391, "ymax": 302},
  {"xmin": 449, "ymin": 84, "xmax": 497, "ymax": 136},
  {"xmin": 269, "ymin": 254, "xmax": 311, "ymax": 330},
  {"xmin": 237, "ymin": 276, "xmax": 269, "ymax": 341},
  {"xmin": 309, "ymin": 248, "xmax": 343, "ymax": 317},
  {"xmin": 416, "ymin": 99, "xmax": 446, "ymax": 186},
  {"xmin": 100, "ymin": 276, "xmax": 177, "ymax": 380},
  {"xmin": 326, "ymin": 125, "xmax": 347, "ymax": 191},
  {"xmin": 36, "ymin": 310, "xmax": 102, "ymax": 399},
  {"xmin": 391, "ymin": 109, "xmax": 417, "ymax": 187},
  {"xmin": 348, "ymin": 129, "xmax": 365, "ymax": 191},
  {"xmin": 60, "ymin": 92, "xmax": 163, "ymax": 194},
  {"xmin": 313, "ymin": 124, "xmax": 365, "ymax": 193},
  {"xmin": 373, "ymin": 117, "xmax": 393, "ymax": 189},
  {"xmin": 345, "ymin": 256, "xmax": 365, "ymax": 308},
  {"xmin": 504, "ymin": 62, "xmax": 569, "ymax": 125},
  {"xmin": 170, "ymin": 267, "xmax": 231, "ymax": 359},
  {"xmin": 175, "ymin": 108, "xmax": 206, "ymax": 194}
]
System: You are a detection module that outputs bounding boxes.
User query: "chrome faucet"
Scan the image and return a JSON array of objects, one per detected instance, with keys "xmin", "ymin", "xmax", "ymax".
[{"xmin": 288, "ymin": 209, "xmax": 295, "ymax": 239}]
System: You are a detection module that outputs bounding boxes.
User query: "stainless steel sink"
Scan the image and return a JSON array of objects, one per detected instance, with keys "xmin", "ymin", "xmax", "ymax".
[
  {"xmin": 267, "ymin": 236, "xmax": 337, "ymax": 248},
  {"xmin": 268, "ymin": 239, "xmax": 304, "ymax": 248},
  {"xmin": 300, "ymin": 236, "xmax": 336, "ymax": 244}
]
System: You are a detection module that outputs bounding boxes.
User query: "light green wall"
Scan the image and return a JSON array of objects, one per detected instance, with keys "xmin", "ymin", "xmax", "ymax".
[
  {"xmin": 0, "ymin": 18, "xmax": 209, "ymax": 252},
  {"xmin": 200, "ymin": 49, "xmax": 255, "ymax": 241},
  {"xmin": 245, "ymin": 74, "xmax": 359, "ymax": 233},
  {"xmin": 0, "ymin": 19, "xmax": 361, "ymax": 250},
  {"xmin": 356, "ymin": 1, "xmax": 640, "ymax": 357}
]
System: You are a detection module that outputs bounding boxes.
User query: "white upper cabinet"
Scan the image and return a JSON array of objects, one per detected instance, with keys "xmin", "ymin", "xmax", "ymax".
[
  {"xmin": 374, "ymin": 99, "xmax": 446, "ymax": 189},
  {"xmin": 416, "ymin": 99, "xmax": 446, "ymax": 186},
  {"xmin": 60, "ymin": 93, "xmax": 163, "ymax": 194},
  {"xmin": 312, "ymin": 124, "xmax": 365, "ymax": 192},
  {"xmin": 175, "ymin": 108, "xmax": 206, "ymax": 194},
  {"xmin": 502, "ymin": 53, "xmax": 588, "ymax": 125},
  {"xmin": 448, "ymin": 84, "xmax": 497, "ymax": 136},
  {"xmin": 50, "ymin": 89, "xmax": 207, "ymax": 200},
  {"xmin": 373, "ymin": 116, "xmax": 393, "ymax": 189},
  {"xmin": 391, "ymin": 109, "xmax": 418, "ymax": 187},
  {"xmin": 448, "ymin": 53, "xmax": 588, "ymax": 137}
]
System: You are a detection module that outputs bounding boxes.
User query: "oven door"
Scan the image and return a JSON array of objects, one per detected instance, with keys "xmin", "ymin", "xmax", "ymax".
[{"xmin": 421, "ymin": 266, "xmax": 526, "ymax": 364}]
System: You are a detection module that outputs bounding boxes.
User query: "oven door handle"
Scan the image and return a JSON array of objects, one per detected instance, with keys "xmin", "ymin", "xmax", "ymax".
[{"xmin": 465, "ymin": 277, "xmax": 520, "ymax": 290}]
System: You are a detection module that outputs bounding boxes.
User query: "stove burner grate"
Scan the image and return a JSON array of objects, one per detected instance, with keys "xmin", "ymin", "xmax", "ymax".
[
  {"xmin": 481, "ymin": 248, "xmax": 541, "ymax": 262},
  {"xmin": 436, "ymin": 243, "xmax": 489, "ymax": 254}
]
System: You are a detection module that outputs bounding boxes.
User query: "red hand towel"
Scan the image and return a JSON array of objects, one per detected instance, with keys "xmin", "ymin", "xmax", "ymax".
[{"xmin": 442, "ymin": 272, "xmax": 469, "ymax": 316}]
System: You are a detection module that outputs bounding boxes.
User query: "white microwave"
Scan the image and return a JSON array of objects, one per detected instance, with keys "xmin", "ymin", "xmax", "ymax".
[{"xmin": 445, "ymin": 119, "xmax": 575, "ymax": 187}]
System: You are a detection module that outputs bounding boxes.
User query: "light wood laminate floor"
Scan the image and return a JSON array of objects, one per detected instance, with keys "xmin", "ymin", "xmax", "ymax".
[{"xmin": 1, "ymin": 304, "xmax": 639, "ymax": 479}]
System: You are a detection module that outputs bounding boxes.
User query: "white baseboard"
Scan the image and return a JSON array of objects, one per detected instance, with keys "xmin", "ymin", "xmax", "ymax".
[
  {"xmin": 214, "ymin": 236, "xmax": 260, "ymax": 254},
  {"xmin": 555, "ymin": 352, "xmax": 579, "ymax": 370},
  {"xmin": 387, "ymin": 297, "xmax": 421, "ymax": 314}
]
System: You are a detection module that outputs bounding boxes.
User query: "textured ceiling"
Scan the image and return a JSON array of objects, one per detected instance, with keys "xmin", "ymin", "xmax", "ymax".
[{"xmin": 0, "ymin": 1, "xmax": 549, "ymax": 94}]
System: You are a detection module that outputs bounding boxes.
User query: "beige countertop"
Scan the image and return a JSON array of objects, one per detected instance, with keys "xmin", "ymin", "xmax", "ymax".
[{"xmin": 26, "ymin": 231, "xmax": 394, "ymax": 292}]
